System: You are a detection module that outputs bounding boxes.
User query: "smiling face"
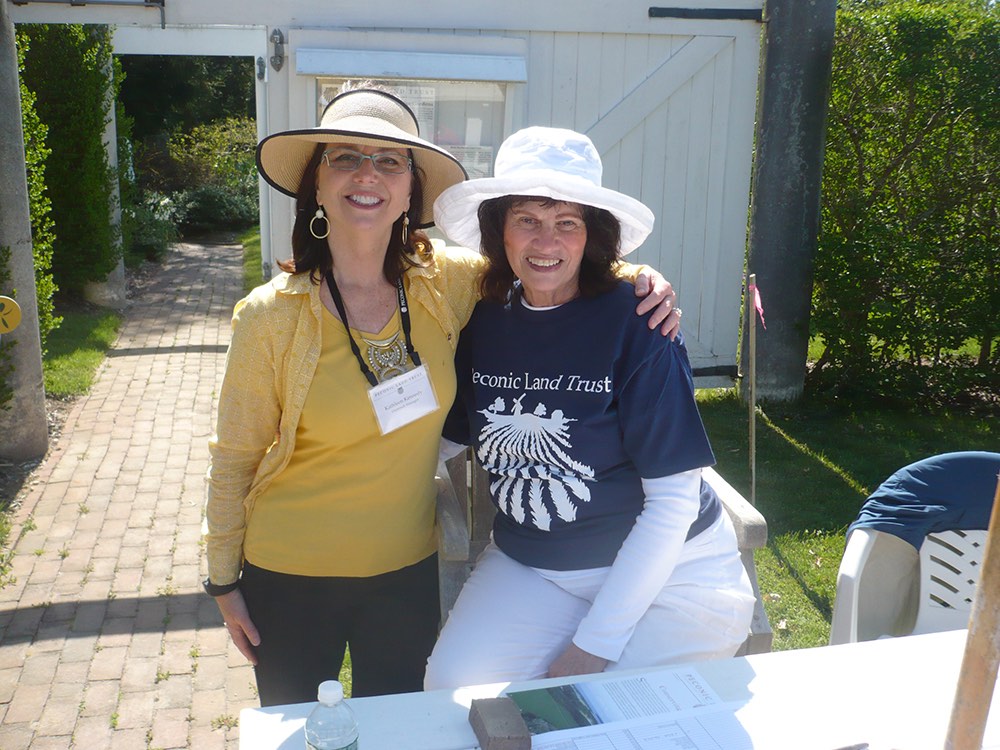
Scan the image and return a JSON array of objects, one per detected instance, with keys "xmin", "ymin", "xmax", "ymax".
[
  {"xmin": 315, "ymin": 143, "xmax": 412, "ymax": 245},
  {"xmin": 503, "ymin": 199, "xmax": 588, "ymax": 307}
]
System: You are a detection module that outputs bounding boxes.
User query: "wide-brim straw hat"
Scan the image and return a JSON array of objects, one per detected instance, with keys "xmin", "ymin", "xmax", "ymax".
[
  {"xmin": 257, "ymin": 88, "xmax": 467, "ymax": 228},
  {"xmin": 433, "ymin": 126, "xmax": 654, "ymax": 254}
]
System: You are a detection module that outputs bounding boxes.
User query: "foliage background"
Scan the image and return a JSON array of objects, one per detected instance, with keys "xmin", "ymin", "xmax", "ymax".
[
  {"xmin": 0, "ymin": 31, "xmax": 61, "ymax": 411},
  {"xmin": 14, "ymin": 30, "xmax": 60, "ymax": 353},
  {"xmin": 18, "ymin": 24, "xmax": 122, "ymax": 295},
  {"xmin": 163, "ymin": 118, "xmax": 259, "ymax": 234},
  {"xmin": 811, "ymin": 0, "xmax": 999, "ymax": 409},
  {"xmin": 117, "ymin": 55, "xmax": 257, "ymax": 243},
  {"xmin": 117, "ymin": 55, "xmax": 254, "ymax": 137},
  {"xmin": 12, "ymin": 6, "xmax": 998, "ymax": 407}
]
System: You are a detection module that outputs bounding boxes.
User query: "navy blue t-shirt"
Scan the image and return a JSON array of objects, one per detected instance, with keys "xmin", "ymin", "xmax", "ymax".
[{"xmin": 444, "ymin": 281, "xmax": 719, "ymax": 570}]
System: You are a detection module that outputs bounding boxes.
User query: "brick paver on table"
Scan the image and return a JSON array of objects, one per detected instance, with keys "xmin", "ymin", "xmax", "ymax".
[{"xmin": 0, "ymin": 240, "xmax": 258, "ymax": 749}]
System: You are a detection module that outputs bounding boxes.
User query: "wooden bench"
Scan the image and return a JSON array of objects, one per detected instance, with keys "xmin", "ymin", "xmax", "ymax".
[{"xmin": 436, "ymin": 455, "xmax": 773, "ymax": 657}]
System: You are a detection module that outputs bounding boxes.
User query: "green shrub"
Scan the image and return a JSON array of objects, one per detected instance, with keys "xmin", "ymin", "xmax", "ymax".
[
  {"xmin": 13, "ymin": 29, "xmax": 61, "ymax": 354},
  {"xmin": 165, "ymin": 117, "xmax": 258, "ymax": 235},
  {"xmin": 812, "ymin": 1, "xmax": 1000, "ymax": 408},
  {"xmin": 171, "ymin": 185, "xmax": 257, "ymax": 235},
  {"xmin": 118, "ymin": 71, "xmax": 258, "ymax": 238},
  {"xmin": 168, "ymin": 117, "xmax": 257, "ymax": 192},
  {"xmin": 19, "ymin": 24, "xmax": 121, "ymax": 296},
  {"xmin": 118, "ymin": 56, "xmax": 254, "ymax": 141},
  {"xmin": 123, "ymin": 193, "xmax": 179, "ymax": 265},
  {"xmin": 117, "ymin": 95, "xmax": 178, "ymax": 264},
  {"xmin": 130, "ymin": 132, "xmax": 188, "ymax": 194},
  {"xmin": 1, "ymin": 30, "xmax": 62, "ymax": 411}
]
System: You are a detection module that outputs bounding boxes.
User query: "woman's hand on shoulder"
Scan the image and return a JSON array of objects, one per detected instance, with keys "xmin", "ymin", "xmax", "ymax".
[
  {"xmin": 214, "ymin": 589, "xmax": 261, "ymax": 665},
  {"xmin": 547, "ymin": 642, "xmax": 609, "ymax": 679},
  {"xmin": 633, "ymin": 269, "xmax": 681, "ymax": 340}
]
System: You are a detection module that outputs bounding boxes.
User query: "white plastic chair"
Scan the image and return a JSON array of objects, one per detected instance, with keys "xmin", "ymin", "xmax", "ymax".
[
  {"xmin": 829, "ymin": 527, "xmax": 984, "ymax": 645},
  {"xmin": 912, "ymin": 528, "xmax": 985, "ymax": 635}
]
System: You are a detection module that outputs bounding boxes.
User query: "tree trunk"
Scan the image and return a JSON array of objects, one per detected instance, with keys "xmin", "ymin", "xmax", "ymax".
[
  {"xmin": 0, "ymin": 3, "xmax": 48, "ymax": 460},
  {"xmin": 741, "ymin": 0, "xmax": 838, "ymax": 402}
]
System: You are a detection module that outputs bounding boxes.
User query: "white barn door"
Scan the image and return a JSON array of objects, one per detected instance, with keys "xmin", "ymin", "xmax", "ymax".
[{"xmin": 525, "ymin": 28, "xmax": 760, "ymax": 381}]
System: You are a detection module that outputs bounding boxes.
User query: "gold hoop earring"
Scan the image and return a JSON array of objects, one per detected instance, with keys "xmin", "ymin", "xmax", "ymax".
[
  {"xmin": 400, "ymin": 214, "xmax": 410, "ymax": 245},
  {"xmin": 310, "ymin": 207, "xmax": 330, "ymax": 239}
]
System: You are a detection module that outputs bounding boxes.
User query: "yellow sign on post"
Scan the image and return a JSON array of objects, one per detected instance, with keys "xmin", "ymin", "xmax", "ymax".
[{"xmin": 0, "ymin": 295, "xmax": 22, "ymax": 333}]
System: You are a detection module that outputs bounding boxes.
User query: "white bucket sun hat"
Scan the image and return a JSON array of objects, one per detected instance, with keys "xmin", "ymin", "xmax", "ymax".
[
  {"xmin": 433, "ymin": 126, "xmax": 654, "ymax": 255},
  {"xmin": 256, "ymin": 88, "xmax": 467, "ymax": 227}
]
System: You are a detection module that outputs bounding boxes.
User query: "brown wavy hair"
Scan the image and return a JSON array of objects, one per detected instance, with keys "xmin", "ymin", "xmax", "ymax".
[{"xmin": 476, "ymin": 196, "xmax": 622, "ymax": 303}]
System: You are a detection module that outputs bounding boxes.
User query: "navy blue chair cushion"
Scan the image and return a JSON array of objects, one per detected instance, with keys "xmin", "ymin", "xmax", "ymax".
[{"xmin": 848, "ymin": 451, "xmax": 1000, "ymax": 550}]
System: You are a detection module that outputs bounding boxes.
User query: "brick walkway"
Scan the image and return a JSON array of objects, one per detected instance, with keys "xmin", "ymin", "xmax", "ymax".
[{"xmin": 0, "ymin": 241, "xmax": 257, "ymax": 749}]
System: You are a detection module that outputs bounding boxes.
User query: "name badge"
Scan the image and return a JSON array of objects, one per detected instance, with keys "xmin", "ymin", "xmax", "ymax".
[{"xmin": 368, "ymin": 364, "xmax": 439, "ymax": 435}]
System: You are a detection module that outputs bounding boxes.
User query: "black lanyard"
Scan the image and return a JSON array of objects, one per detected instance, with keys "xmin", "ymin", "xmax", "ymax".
[{"xmin": 324, "ymin": 270, "xmax": 422, "ymax": 387}]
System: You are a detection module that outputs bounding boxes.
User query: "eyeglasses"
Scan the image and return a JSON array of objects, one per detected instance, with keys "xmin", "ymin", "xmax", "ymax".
[{"xmin": 322, "ymin": 148, "xmax": 413, "ymax": 175}]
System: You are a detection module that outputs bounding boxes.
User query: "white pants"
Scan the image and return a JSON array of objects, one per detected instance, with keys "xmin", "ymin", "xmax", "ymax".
[{"xmin": 424, "ymin": 512, "xmax": 756, "ymax": 690}]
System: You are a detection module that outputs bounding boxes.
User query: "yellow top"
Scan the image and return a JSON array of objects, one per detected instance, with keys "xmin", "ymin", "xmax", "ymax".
[
  {"xmin": 206, "ymin": 243, "xmax": 483, "ymax": 583},
  {"xmin": 243, "ymin": 302, "xmax": 455, "ymax": 576}
]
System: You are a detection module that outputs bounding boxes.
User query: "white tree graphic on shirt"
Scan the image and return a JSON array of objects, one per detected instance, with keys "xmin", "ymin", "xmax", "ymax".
[{"xmin": 476, "ymin": 394, "xmax": 595, "ymax": 531}]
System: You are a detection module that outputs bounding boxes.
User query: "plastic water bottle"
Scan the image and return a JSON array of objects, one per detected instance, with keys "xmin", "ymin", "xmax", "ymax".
[{"xmin": 304, "ymin": 680, "xmax": 359, "ymax": 750}]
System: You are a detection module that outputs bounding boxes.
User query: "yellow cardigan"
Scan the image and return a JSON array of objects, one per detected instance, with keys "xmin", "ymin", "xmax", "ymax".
[{"xmin": 205, "ymin": 243, "xmax": 484, "ymax": 584}]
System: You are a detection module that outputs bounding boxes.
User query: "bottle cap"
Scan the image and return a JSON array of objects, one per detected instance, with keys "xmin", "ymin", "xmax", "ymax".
[{"xmin": 317, "ymin": 680, "xmax": 344, "ymax": 704}]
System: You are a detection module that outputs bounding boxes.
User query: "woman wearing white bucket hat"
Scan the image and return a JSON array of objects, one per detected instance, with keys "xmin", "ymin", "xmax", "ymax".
[
  {"xmin": 205, "ymin": 87, "xmax": 682, "ymax": 704},
  {"xmin": 424, "ymin": 127, "xmax": 755, "ymax": 688}
]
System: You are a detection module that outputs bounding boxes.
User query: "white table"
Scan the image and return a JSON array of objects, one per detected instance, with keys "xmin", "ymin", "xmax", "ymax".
[{"xmin": 240, "ymin": 629, "xmax": 1000, "ymax": 750}]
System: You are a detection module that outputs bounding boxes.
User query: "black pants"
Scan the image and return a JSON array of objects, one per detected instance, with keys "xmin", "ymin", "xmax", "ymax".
[{"xmin": 240, "ymin": 554, "xmax": 440, "ymax": 706}]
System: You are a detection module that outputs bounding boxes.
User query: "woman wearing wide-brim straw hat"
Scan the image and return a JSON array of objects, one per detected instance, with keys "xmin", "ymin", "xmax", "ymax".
[{"xmin": 204, "ymin": 83, "xmax": 681, "ymax": 705}]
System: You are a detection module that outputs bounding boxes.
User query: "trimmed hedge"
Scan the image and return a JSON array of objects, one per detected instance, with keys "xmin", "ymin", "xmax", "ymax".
[
  {"xmin": 812, "ymin": 0, "xmax": 999, "ymax": 408},
  {"xmin": 15, "ymin": 29, "xmax": 60, "ymax": 352},
  {"xmin": 19, "ymin": 24, "xmax": 121, "ymax": 295},
  {"xmin": 0, "ymin": 29, "xmax": 62, "ymax": 411}
]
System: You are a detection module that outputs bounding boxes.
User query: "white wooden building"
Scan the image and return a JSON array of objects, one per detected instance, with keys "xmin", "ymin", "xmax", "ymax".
[{"xmin": 10, "ymin": 0, "xmax": 764, "ymax": 381}]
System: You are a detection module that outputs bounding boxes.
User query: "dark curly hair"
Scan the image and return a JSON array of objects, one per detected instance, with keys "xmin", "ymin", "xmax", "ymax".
[{"xmin": 477, "ymin": 196, "xmax": 622, "ymax": 303}]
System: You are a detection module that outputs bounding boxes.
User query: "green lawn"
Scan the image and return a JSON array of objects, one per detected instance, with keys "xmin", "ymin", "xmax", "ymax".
[
  {"xmin": 696, "ymin": 388, "xmax": 997, "ymax": 651},
  {"xmin": 42, "ymin": 305, "xmax": 122, "ymax": 398},
  {"xmin": 240, "ymin": 228, "xmax": 264, "ymax": 294}
]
